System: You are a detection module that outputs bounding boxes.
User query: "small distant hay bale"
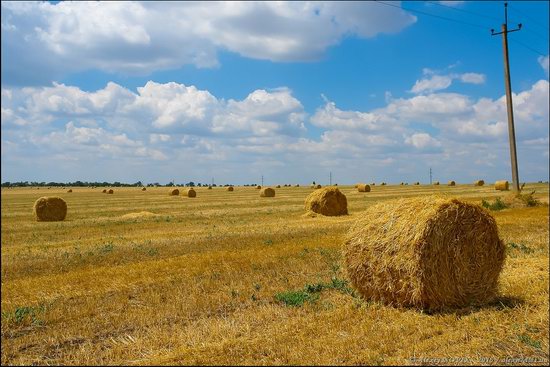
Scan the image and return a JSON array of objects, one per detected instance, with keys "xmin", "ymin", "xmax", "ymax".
[
  {"xmin": 183, "ymin": 188, "xmax": 197, "ymax": 197},
  {"xmin": 414, "ymin": 182, "xmax": 420, "ymax": 185},
  {"xmin": 381, "ymin": 182, "xmax": 387, "ymax": 186},
  {"xmin": 433, "ymin": 181, "xmax": 440, "ymax": 185},
  {"xmin": 475, "ymin": 180, "xmax": 485, "ymax": 187},
  {"xmin": 448, "ymin": 181, "xmax": 456, "ymax": 186},
  {"xmin": 343, "ymin": 196, "xmax": 505, "ymax": 311},
  {"xmin": 227, "ymin": 186, "xmax": 234, "ymax": 191},
  {"xmin": 260, "ymin": 187, "xmax": 275, "ymax": 197},
  {"xmin": 400, "ymin": 182, "xmax": 404, "ymax": 185},
  {"xmin": 67, "ymin": 189, "xmax": 72, "ymax": 193},
  {"xmin": 256, "ymin": 185, "xmax": 262, "ymax": 189},
  {"xmin": 357, "ymin": 183, "xmax": 371, "ymax": 192},
  {"xmin": 354, "ymin": 184, "xmax": 359, "ymax": 188},
  {"xmin": 495, "ymin": 180, "xmax": 509, "ymax": 191},
  {"xmin": 315, "ymin": 184, "xmax": 322, "ymax": 189},
  {"xmin": 142, "ymin": 187, "xmax": 146, "ymax": 191},
  {"xmin": 208, "ymin": 186, "xmax": 213, "ymax": 190},
  {"xmin": 276, "ymin": 185, "xmax": 281, "ymax": 188},
  {"xmin": 295, "ymin": 184, "xmax": 300, "ymax": 187},
  {"xmin": 169, "ymin": 188, "xmax": 180, "ymax": 196},
  {"xmin": 371, "ymin": 183, "xmax": 376, "ymax": 186},
  {"xmin": 102, "ymin": 189, "xmax": 107, "ymax": 193},
  {"xmin": 120, "ymin": 211, "xmax": 159, "ymax": 220},
  {"xmin": 33, "ymin": 197, "xmax": 67, "ymax": 222},
  {"xmin": 305, "ymin": 187, "xmax": 348, "ymax": 216},
  {"xmin": 107, "ymin": 189, "xmax": 114, "ymax": 194}
]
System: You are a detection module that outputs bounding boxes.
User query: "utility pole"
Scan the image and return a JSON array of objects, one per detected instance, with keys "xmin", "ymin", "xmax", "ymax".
[
  {"xmin": 261, "ymin": 175, "xmax": 264, "ymax": 186},
  {"xmin": 491, "ymin": 2, "xmax": 522, "ymax": 192},
  {"xmin": 329, "ymin": 171, "xmax": 332, "ymax": 186},
  {"xmin": 429, "ymin": 167, "xmax": 432, "ymax": 185},
  {"xmin": 211, "ymin": 177, "xmax": 214, "ymax": 186}
]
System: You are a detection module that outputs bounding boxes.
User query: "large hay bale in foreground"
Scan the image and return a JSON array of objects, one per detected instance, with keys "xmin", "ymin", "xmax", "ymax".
[
  {"xmin": 495, "ymin": 180, "xmax": 509, "ymax": 191},
  {"xmin": 183, "ymin": 188, "xmax": 197, "ymax": 197},
  {"xmin": 107, "ymin": 189, "xmax": 114, "ymax": 194},
  {"xmin": 34, "ymin": 197, "xmax": 67, "ymax": 222},
  {"xmin": 343, "ymin": 197, "xmax": 505, "ymax": 311},
  {"xmin": 305, "ymin": 187, "xmax": 348, "ymax": 216},
  {"xmin": 260, "ymin": 187, "xmax": 275, "ymax": 197},
  {"xmin": 169, "ymin": 188, "xmax": 180, "ymax": 196},
  {"xmin": 475, "ymin": 180, "xmax": 485, "ymax": 187},
  {"xmin": 357, "ymin": 183, "xmax": 371, "ymax": 192},
  {"xmin": 448, "ymin": 180, "xmax": 456, "ymax": 186},
  {"xmin": 227, "ymin": 186, "xmax": 234, "ymax": 191}
]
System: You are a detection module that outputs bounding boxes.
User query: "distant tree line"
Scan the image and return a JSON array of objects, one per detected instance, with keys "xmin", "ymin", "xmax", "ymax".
[{"xmin": 1, "ymin": 181, "xmax": 244, "ymax": 187}]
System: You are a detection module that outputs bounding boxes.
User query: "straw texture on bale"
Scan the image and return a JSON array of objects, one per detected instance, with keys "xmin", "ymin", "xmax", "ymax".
[
  {"xmin": 343, "ymin": 196, "xmax": 505, "ymax": 311},
  {"xmin": 305, "ymin": 187, "xmax": 348, "ymax": 216},
  {"xmin": 448, "ymin": 181, "xmax": 456, "ymax": 186},
  {"xmin": 495, "ymin": 180, "xmax": 509, "ymax": 191},
  {"xmin": 475, "ymin": 180, "xmax": 485, "ymax": 186},
  {"xmin": 33, "ymin": 197, "xmax": 67, "ymax": 222},
  {"xmin": 227, "ymin": 186, "xmax": 234, "ymax": 191},
  {"xmin": 102, "ymin": 189, "xmax": 107, "ymax": 193},
  {"xmin": 260, "ymin": 187, "xmax": 275, "ymax": 197},
  {"xmin": 107, "ymin": 189, "xmax": 114, "ymax": 194},
  {"xmin": 357, "ymin": 183, "xmax": 371, "ymax": 192},
  {"xmin": 169, "ymin": 188, "xmax": 180, "ymax": 196},
  {"xmin": 184, "ymin": 188, "xmax": 197, "ymax": 197}
]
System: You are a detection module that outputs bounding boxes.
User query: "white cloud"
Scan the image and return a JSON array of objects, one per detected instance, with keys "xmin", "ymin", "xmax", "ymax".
[
  {"xmin": 405, "ymin": 133, "xmax": 442, "ymax": 149},
  {"xmin": 538, "ymin": 55, "xmax": 549, "ymax": 76},
  {"xmin": 410, "ymin": 71, "xmax": 486, "ymax": 94},
  {"xmin": 1, "ymin": 1, "xmax": 416, "ymax": 85},
  {"xmin": 458, "ymin": 72, "xmax": 486, "ymax": 84},
  {"xmin": 437, "ymin": 1, "xmax": 465, "ymax": 7}
]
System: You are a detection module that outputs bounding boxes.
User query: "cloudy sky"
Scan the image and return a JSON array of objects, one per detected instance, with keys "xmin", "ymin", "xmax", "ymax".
[{"xmin": 1, "ymin": 1, "xmax": 548, "ymax": 185}]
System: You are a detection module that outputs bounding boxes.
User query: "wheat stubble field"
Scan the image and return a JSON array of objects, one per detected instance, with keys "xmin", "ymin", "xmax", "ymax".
[{"xmin": 1, "ymin": 184, "xmax": 549, "ymax": 365}]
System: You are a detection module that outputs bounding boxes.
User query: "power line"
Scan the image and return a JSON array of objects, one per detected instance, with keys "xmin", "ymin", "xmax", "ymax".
[
  {"xmin": 508, "ymin": 2, "xmax": 549, "ymax": 31},
  {"xmin": 425, "ymin": 0, "xmax": 501, "ymax": 23},
  {"xmin": 374, "ymin": 1, "xmax": 489, "ymax": 30},
  {"xmin": 508, "ymin": 37, "xmax": 548, "ymax": 57}
]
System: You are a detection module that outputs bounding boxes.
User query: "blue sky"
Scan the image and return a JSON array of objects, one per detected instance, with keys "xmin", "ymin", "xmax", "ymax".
[{"xmin": 1, "ymin": 1, "xmax": 548, "ymax": 185}]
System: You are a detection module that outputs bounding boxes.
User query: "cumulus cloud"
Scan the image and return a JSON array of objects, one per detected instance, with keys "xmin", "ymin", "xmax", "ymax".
[
  {"xmin": 1, "ymin": 78, "xmax": 548, "ymax": 184},
  {"xmin": 1, "ymin": 1, "xmax": 416, "ymax": 85},
  {"xmin": 539, "ymin": 55, "xmax": 549, "ymax": 76},
  {"xmin": 410, "ymin": 69, "xmax": 486, "ymax": 94}
]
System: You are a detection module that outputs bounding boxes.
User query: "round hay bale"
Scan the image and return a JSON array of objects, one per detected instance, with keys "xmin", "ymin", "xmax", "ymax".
[
  {"xmin": 102, "ymin": 189, "xmax": 107, "ymax": 193},
  {"xmin": 227, "ymin": 186, "xmax": 234, "ymax": 192},
  {"xmin": 315, "ymin": 184, "xmax": 322, "ymax": 189},
  {"xmin": 357, "ymin": 183, "xmax": 371, "ymax": 192},
  {"xmin": 414, "ymin": 182, "xmax": 420, "ymax": 185},
  {"xmin": 343, "ymin": 196, "xmax": 505, "ymax": 311},
  {"xmin": 260, "ymin": 187, "xmax": 275, "ymax": 197},
  {"xmin": 256, "ymin": 185, "xmax": 262, "ymax": 190},
  {"xmin": 305, "ymin": 187, "xmax": 348, "ymax": 216},
  {"xmin": 208, "ymin": 186, "xmax": 213, "ymax": 190},
  {"xmin": 67, "ymin": 189, "xmax": 72, "ymax": 193},
  {"xmin": 108, "ymin": 189, "xmax": 114, "ymax": 194},
  {"xmin": 495, "ymin": 180, "xmax": 509, "ymax": 191},
  {"xmin": 33, "ymin": 197, "xmax": 67, "ymax": 222},
  {"xmin": 184, "ymin": 188, "xmax": 197, "ymax": 197},
  {"xmin": 354, "ymin": 184, "xmax": 359, "ymax": 188},
  {"xmin": 433, "ymin": 181, "xmax": 440, "ymax": 185},
  {"xmin": 142, "ymin": 187, "xmax": 146, "ymax": 191},
  {"xmin": 169, "ymin": 188, "xmax": 180, "ymax": 196},
  {"xmin": 371, "ymin": 183, "xmax": 376, "ymax": 186},
  {"xmin": 295, "ymin": 184, "xmax": 300, "ymax": 187},
  {"xmin": 400, "ymin": 182, "xmax": 404, "ymax": 185},
  {"xmin": 381, "ymin": 182, "xmax": 387, "ymax": 186},
  {"xmin": 276, "ymin": 185, "xmax": 281, "ymax": 188},
  {"xmin": 474, "ymin": 180, "xmax": 485, "ymax": 187},
  {"xmin": 448, "ymin": 180, "xmax": 456, "ymax": 186}
]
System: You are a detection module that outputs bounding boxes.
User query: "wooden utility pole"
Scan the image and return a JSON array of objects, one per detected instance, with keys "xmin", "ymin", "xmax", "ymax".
[
  {"xmin": 429, "ymin": 167, "xmax": 432, "ymax": 185},
  {"xmin": 329, "ymin": 171, "xmax": 332, "ymax": 186},
  {"xmin": 261, "ymin": 175, "xmax": 264, "ymax": 186},
  {"xmin": 491, "ymin": 2, "xmax": 522, "ymax": 192}
]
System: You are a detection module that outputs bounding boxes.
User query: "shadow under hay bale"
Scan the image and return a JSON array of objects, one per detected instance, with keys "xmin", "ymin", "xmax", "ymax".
[
  {"xmin": 357, "ymin": 183, "xmax": 371, "ymax": 193},
  {"xmin": 34, "ymin": 197, "xmax": 67, "ymax": 222},
  {"xmin": 495, "ymin": 180, "xmax": 509, "ymax": 191},
  {"xmin": 260, "ymin": 187, "xmax": 275, "ymax": 197},
  {"xmin": 305, "ymin": 187, "xmax": 348, "ymax": 216},
  {"xmin": 343, "ymin": 196, "xmax": 505, "ymax": 311}
]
